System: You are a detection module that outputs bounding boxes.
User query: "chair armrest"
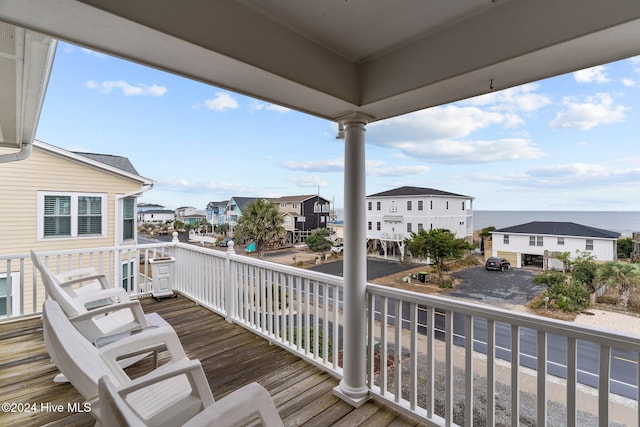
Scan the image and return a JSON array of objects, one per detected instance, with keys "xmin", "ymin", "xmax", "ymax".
[
  {"xmin": 184, "ymin": 382, "xmax": 283, "ymax": 427},
  {"xmin": 59, "ymin": 273, "xmax": 111, "ymax": 290},
  {"xmin": 74, "ymin": 287, "xmax": 131, "ymax": 308},
  {"xmin": 106, "ymin": 358, "xmax": 214, "ymax": 406},
  {"xmin": 69, "ymin": 300, "xmax": 147, "ymax": 342},
  {"xmin": 98, "ymin": 325, "xmax": 186, "ymax": 368},
  {"xmin": 55, "ymin": 267, "xmax": 99, "ymax": 282}
]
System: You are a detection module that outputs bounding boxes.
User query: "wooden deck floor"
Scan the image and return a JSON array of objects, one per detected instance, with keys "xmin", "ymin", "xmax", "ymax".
[{"xmin": 0, "ymin": 296, "xmax": 421, "ymax": 426}]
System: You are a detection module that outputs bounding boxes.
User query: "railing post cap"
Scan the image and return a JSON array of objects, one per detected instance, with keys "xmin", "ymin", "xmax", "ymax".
[{"xmin": 172, "ymin": 231, "xmax": 179, "ymax": 243}]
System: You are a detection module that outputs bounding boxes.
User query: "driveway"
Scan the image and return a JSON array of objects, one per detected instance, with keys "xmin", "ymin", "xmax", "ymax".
[
  {"xmin": 308, "ymin": 257, "xmax": 418, "ymax": 281},
  {"xmin": 445, "ymin": 266, "xmax": 542, "ymax": 306}
]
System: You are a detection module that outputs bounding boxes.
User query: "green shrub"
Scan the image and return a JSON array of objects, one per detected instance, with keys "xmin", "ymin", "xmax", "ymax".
[{"xmin": 533, "ymin": 271, "xmax": 589, "ymax": 312}]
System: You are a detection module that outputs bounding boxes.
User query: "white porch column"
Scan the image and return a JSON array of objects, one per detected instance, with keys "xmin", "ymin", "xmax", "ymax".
[{"xmin": 333, "ymin": 113, "xmax": 372, "ymax": 407}]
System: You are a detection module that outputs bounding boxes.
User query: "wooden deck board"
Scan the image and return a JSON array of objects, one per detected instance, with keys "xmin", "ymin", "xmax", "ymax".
[{"xmin": 0, "ymin": 296, "xmax": 418, "ymax": 426}]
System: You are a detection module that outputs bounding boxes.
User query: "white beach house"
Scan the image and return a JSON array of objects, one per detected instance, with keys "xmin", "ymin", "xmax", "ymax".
[{"xmin": 490, "ymin": 221, "xmax": 620, "ymax": 269}]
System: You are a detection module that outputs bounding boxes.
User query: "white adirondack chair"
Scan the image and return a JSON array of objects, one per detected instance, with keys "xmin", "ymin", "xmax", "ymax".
[
  {"xmin": 43, "ymin": 299, "xmax": 202, "ymax": 425},
  {"xmin": 31, "ymin": 249, "xmax": 156, "ymax": 343},
  {"xmin": 99, "ymin": 370, "xmax": 283, "ymax": 427}
]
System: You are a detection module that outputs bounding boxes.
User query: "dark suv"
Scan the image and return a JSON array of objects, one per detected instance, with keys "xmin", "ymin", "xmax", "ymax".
[{"xmin": 485, "ymin": 257, "xmax": 510, "ymax": 271}]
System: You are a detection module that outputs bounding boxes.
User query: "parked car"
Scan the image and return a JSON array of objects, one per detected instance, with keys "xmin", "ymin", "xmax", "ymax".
[
  {"xmin": 330, "ymin": 243, "xmax": 344, "ymax": 254},
  {"xmin": 485, "ymin": 257, "xmax": 510, "ymax": 271},
  {"xmin": 218, "ymin": 237, "xmax": 232, "ymax": 247}
]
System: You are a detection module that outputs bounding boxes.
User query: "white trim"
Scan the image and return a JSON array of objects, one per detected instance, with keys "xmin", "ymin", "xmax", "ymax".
[
  {"xmin": 37, "ymin": 191, "xmax": 108, "ymax": 240},
  {"xmin": 33, "ymin": 140, "xmax": 154, "ymax": 185},
  {"xmin": 0, "ymin": 272, "xmax": 21, "ymax": 317}
]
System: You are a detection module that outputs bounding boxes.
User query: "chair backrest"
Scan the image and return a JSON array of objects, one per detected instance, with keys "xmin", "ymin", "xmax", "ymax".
[
  {"xmin": 42, "ymin": 300, "xmax": 126, "ymax": 400},
  {"xmin": 31, "ymin": 250, "xmax": 83, "ymax": 316}
]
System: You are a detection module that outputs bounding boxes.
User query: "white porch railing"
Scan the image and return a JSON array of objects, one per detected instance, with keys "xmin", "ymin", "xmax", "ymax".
[{"xmin": 2, "ymin": 242, "xmax": 639, "ymax": 426}]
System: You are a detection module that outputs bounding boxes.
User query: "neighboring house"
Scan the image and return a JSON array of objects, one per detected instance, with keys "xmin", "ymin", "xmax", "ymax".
[
  {"xmin": 206, "ymin": 200, "xmax": 228, "ymax": 229},
  {"xmin": 180, "ymin": 213, "xmax": 207, "ymax": 226},
  {"xmin": 225, "ymin": 196, "xmax": 258, "ymax": 236},
  {"xmin": 175, "ymin": 206, "xmax": 197, "ymax": 217},
  {"xmin": 0, "ymin": 140, "xmax": 153, "ymax": 315},
  {"xmin": 137, "ymin": 202, "xmax": 164, "ymax": 212},
  {"xmin": 269, "ymin": 195, "xmax": 332, "ymax": 230},
  {"xmin": 366, "ymin": 186, "xmax": 474, "ymax": 258},
  {"xmin": 268, "ymin": 195, "xmax": 332, "ymax": 244},
  {"xmin": 491, "ymin": 221, "xmax": 620, "ymax": 269},
  {"xmin": 138, "ymin": 209, "xmax": 175, "ymax": 224}
]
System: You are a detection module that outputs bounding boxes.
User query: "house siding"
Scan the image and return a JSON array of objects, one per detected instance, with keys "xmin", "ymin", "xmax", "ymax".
[
  {"xmin": 0, "ymin": 147, "xmax": 144, "ymax": 314},
  {"xmin": 366, "ymin": 194, "xmax": 472, "ymax": 241},
  {"xmin": 492, "ymin": 232, "xmax": 617, "ymax": 267}
]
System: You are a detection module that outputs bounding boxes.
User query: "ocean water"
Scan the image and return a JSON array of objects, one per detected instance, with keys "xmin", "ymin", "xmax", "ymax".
[{"xmin": 473, "ymin": 211, "xmax": 640, "ymax": 237}]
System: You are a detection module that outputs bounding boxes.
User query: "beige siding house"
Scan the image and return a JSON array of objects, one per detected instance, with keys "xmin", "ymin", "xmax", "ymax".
[{"xmin": 0, "ymin": 140, "xmax": 153, "ymax": 314}]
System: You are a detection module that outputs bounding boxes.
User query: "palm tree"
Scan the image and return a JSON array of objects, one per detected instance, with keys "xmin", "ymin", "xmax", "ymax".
[
  {"xmin": 233, "ymin": 199, "xmax": 284, "ymax": 258},
  {"xmin": 595, "ymin": 261, "xmax": 640, "ymax": 308}
]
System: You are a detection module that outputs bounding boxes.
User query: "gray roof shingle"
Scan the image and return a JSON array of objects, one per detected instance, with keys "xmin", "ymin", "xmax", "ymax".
[
  {"xmin": 73, "ymin": 152, "xmax": 139, "ymax": 175},
  {"xmin": 367, "ymin": 186, "xmax": 471, "ymax": 198},
  {"xmin": 494, "ymin": 221, "xmax": 620, "ymax": 239}
]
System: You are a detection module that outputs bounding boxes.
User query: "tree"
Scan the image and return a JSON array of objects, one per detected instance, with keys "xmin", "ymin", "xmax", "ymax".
[
  {"xmin": 233, "ymin": 199, "xmax": 284, "ymax": 258},
  {"xmin": 405, "ymin": 228, "xmax": 473, "ymax": 286},
  {"xmin": 479, "ymin": 226, "xmax": 496, "ymax": 240},
  {"xmin": 568, "ymin": 251, "xmax": 598, "ymax": 292},
  {"xmin": 595, "ymin": 261, "xmax": 640, "ymax": 308},
  {"xmin": 617, "ymin": 237, "xmax": 633, "ymax": 259},
  {"xmin": 306, "ymin": 228, "xmax": 332, "ymax": 257}
]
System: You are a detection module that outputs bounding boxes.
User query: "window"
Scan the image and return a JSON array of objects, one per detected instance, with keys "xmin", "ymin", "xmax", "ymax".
[
  {"xmin": 38, "ymin": 192, "xmax": 106, "ymax": 239},
  {"xmin": 504, "ymin": 235, "xmax": 509, "ymax": 244},
  {"xmin": 558, "ymin": 237, "xmax": 564, "ymax": 245},
  {"xmin": 292, "ymin": 203, "xmax": 297, "ymax": 209},
  {"xmin": 376, "ymin": 222, "xmax": 381, "ymax": 231},
  {"xmin": 368, "ymin": 201, "xmax": 372, "ymax": 211},
  {"xmin": 529, "ymin": 236, "xmax": 536, "ymax": 246},
  {"xmin": 407, "ymin": 223, "xmax": 412, "ymax": 232},
  {"xmin": 313, "ymin": 202, "xmax": 321, "ymax": 213},
  {"xmin": 122, "ymin": 198, "xmax": 135, "ymax": 241},
  {"xmin": 368, "ymin": 221, "xmax": 372, "ymax": 230},
  {"xmin": 446, "ymin": 201, "xmax": 449, "ymax": 210},
  {"xmin": 418, "ymin": 223, "xmax": 424, "ymax": 231},
  {"xmin": 586, "ymin": 239, "xmax": 594, "ymax": 250},
  {"xmin": 407, "ymin": 201, "xmax": 412, "ymax": 211},
  {"xmin": 44, "ymin": 195, "xmax": 71, "ymax": 237},
  {"xmin": 280, "ymin": 203, "xmax": 287, "ymax": 208},
  {"xmin": 418, "ymin": 200, "xmax": 423, "ymax": 211},
  {"xmin": 322, "ymin": 203, "xmax": 330, "ymax": 212},
  {"xmin": 121, "ymin": 260, "xmax": 135, "ymax": 292},
  {"xmin": 376, "ymin": 201, "xmax": 381, "ymax": 211},
  {"xmin": 320, "ymin": 216, "xmax": 325, "ymax": 223},
  {"xmin": 0, "ymin": 273, "xmax": 20, "ymax": 317},
  {"xmin": 462, "ymin": 201, "xmax": 465, "ymax": 211},
  {"xmin": 537, "ymin": 236, "xmax": 543, "ymax": 246},
  {"xmin": 284, "ymin": 217, "xmax": 292, "ymax": 226},
  {"xmin": 430, "ymin": 200, "xmax": 433, "ymax": 209}
]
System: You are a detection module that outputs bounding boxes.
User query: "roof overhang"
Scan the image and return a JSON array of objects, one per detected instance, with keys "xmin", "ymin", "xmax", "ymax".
[
  {"xmin": 0, "ymin": 1, "xmax": 639, "ymax": 124},
  {"xmin": 0, "ymin": 21, "xmax": 55, "ymax": 152}
]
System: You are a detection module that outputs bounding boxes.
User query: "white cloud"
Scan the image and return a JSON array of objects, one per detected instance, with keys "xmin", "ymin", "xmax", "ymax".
[
  {"xmin": 281, "ymin": 158, "xmax": 343, "ymax": 172},
  {"xmin": 548, "ymin": 93, "xmax": 627, "ymax": 130},
  {"xmin": 250, "ymin": 100, "xmax": 291, "ymax": 113},
  {"xmin": 367, "ymin": 105, "xmax": 545, "ymax": 163},
  {"xmin": 475, "ymin": 160, "xmax": 640, "ymax": 190},
  {"xmin": 85, "ymin": 80, "xmax": 167, "ymax": 96},
  {"xmin": 460, "ymin": 83, "xmax": 551, "ymax": 113},
  {"xmin": 366, "ymin": 164, "xmax": 431, "ymax": 177},
  {"xmin": 573, "ymin": 65, "xmax": 611, "ymax": 84},
  {"xmin": 80, "ymin": 48, "xmax": 107, "ymax": 59},
  {"xmin": 622, "ymin": 78, "xmax": 636, "ymax": 87},
  {"xmin": 287, "ymin": 176, "xmax": 328, "ymax": 188},
  {"xmin": 203, "ymin": 92, "xmax": 239, "ymax": 111}
]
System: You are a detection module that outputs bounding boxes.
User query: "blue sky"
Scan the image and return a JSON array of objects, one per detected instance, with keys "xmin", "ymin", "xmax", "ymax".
[{"xmin": 35, "ymin": 42, "xmax": 640, "ymax": 211}]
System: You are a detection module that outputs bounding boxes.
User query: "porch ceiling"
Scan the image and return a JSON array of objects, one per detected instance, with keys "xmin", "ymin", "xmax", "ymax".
[{"xmin": 1, "ymin": 0, "xmax": 640, "ymax": 124}]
